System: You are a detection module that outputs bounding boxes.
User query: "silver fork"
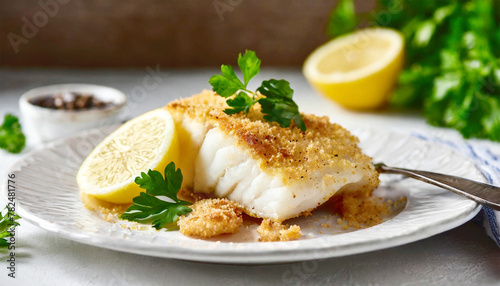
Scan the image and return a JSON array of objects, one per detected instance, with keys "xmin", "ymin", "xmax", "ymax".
[{"xmin": 375, "ymin": 163, "xmax": 500, "ymax": 211}]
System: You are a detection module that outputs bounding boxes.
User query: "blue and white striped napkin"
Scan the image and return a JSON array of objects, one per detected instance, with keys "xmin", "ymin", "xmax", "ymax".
[{"xmin": 413, "ymin": 132, "xmax": 500, "ymax": 246}]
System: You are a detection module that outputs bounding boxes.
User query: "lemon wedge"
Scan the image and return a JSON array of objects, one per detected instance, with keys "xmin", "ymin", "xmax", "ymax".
[
  {"xmin": 303, "ymin": 28, "xmax": 404, "ymax": 110},
  {"xmin": 77, "ymin": 108, "xmax": 179, "ymax": 204}
]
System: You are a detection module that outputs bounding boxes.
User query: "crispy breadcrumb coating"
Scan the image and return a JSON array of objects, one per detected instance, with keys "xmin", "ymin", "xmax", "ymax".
[
  {"xmin": 82, "ymin": 91, "xmax": 391, "ymax": 241},
  {"xmin": 178, "ymin": 198, "xmax": 243, "ymax": 237},
  {"xmin": 257, "ymin": 219, "xmax": 302, "ymax": 242},
  {"xmin": 166, "ymin": 90, "xmax": 379, "ymax": 187}
]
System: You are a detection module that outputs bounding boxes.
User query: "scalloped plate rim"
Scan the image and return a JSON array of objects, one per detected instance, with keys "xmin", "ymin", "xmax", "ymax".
[{"xmin": 2, "ymin": 126, "xmax": 484, "ymax": 264}]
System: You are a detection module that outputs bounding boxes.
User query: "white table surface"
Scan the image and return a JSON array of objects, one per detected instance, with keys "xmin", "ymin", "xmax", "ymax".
[{"xmin": 1, "ymin": 68, "xmax": 500, "ymax": 286}]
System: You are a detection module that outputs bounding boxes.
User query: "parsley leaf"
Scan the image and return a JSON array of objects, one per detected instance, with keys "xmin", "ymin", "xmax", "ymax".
[
  {"xmin": 257, "ymin": 79, "xmax": 294, "ymax": 99},
  {"xmin": 225, "ymin": 92, "xmax": 255, "ymax": 114},
  {"xmin": 237, "ymin": 50, "xmax": 261, "ymax": 86},
  {"xmin": 257, "ymin": 79, "xmax": 306, "ymax": 131},
  {"xmin": 0, "ymin": 114, "xmax": 26, "ymax": 154},
  {"xmin": 209, "ymin": 50, "xmax": 306, "ymax": 131},
  {"xmin": 258, "ymin": 97, "xmax": 305, "ymax": 131},
  {"xmin": 0, "ymin": 207, "xmax": 20, "ymax": 248},
  {"xmin": 120, "ymin": 162, "xmax": 192, "ymax": 230},
  {"xmin": 208, "ymin": 65, "xmax": 244, "ymax": 98}
]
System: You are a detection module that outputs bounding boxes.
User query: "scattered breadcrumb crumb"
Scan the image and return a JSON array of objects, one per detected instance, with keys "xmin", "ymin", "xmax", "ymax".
[
  {"xmin": 127, "ymin": 223, "xmax": 143, "ymax": 231},
  {"xmin": 301, "ymin": 211, "xmax": 313, "ymax": 217},
  {"xmin": 97, "ymin": 205, "xmax": 128, "ymax": 223},
  {"xmin": 178, "ymin": 198, "xmax": 243, "ymax": 237},
  {"xmin": 81, "ymin": 192, "xmax": 129, "ymax": 223},
  {"xmin": 257, "ymin": 219, "xmax": 302, "ymax": 242},
  {"xmin": 331, "ymin": 192, "xmax": 406, "ymax": 229},
  {"xmin": 320, "ymin": 223, "xmax": 330, "ymax": 228}
]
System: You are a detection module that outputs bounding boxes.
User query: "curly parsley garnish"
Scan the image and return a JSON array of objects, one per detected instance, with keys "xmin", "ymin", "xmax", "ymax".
[
  {"xmin": 120, "ymin": 162, "xmax": 192, "ymax": 230},
  {"xmin": 0, "ymin": 207, "xmax": 20, "ymax": 248},
  {"xmin": 209, "ymin": 50, "xmax": 306, "ymax": 131},
  {"xmin": 0, "ymin": 114, "xmax": 26, "ymax": 154}
]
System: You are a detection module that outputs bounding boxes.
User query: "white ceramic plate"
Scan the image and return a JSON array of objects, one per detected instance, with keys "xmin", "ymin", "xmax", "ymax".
[{"xmin": 2, "ymin": 127, "xmax": 483, "ymax": 264}]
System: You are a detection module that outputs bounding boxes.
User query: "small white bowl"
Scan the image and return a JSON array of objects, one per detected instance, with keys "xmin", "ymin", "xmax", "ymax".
[{"xmin": 19, "ymin": 84, "xmax": 127, "ymax": 143}]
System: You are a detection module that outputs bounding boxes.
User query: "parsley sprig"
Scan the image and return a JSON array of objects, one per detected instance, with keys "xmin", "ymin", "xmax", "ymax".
[
  {"xmin": 0, "ymin": 114, "xmax": 26, "ymax": 154},
  {"xmin": 0, "ymin": 207, "xmax": 20, "ymax": 248},
  {"xmin": 209, "ymin": 50, "xmax": 306, "ymax": 131},
  {"xmin": 120, "ymin": 162, "xmax": 192, "ymax": 230}
]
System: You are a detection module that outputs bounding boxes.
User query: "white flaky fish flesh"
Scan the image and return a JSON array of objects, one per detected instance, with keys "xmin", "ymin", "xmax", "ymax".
[{"xmin": 166, "ymin": 91, "xmax": 379, "ymax": 221}]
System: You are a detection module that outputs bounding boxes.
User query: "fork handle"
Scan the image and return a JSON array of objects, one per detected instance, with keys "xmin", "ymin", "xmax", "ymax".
[{"xmin": 375, "ymin": 163, "xmax": 500, "ymax": 211}]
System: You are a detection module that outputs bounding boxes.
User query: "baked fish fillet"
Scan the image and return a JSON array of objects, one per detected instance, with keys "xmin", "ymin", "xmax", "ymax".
[{"xmin": 166, "ymin": 90, "xmax": 379, "ymax": 221}]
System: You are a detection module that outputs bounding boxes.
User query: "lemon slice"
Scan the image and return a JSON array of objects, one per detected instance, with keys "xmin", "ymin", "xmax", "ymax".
[
  {"xmin": 77, "ymin": 108, "xmax": 179, "ymax": 204},
  {"xmin": 303, "ymin": 28, "xmax": 404, "ymax": 110}
]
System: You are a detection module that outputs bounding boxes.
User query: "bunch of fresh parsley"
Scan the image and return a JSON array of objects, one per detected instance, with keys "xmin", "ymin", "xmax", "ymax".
[
  {"xmin": 0, "ymin": 207, "xmax": 20, "ymax": 248},
  {"xmin": 120, "ymin": 162, "xmax": 192, "ymax": 230},
  {"xmin": 328, "ymin": 0, "xmax": 500, "ymax": 141},
  {"xmin": 209, "ymin": 50, "xmax": 306, "ymax": 131},
  {"xmin": 0, "ymin": 114, "xmax": 26, "ymax": 154}
]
